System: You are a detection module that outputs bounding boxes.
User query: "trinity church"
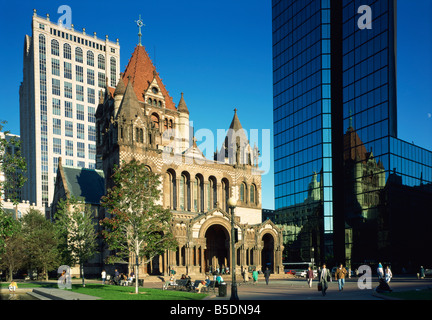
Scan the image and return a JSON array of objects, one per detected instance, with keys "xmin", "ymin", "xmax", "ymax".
[{"xmin": 52, "ymin": 42, "xmax": 284, "ymax": 277}]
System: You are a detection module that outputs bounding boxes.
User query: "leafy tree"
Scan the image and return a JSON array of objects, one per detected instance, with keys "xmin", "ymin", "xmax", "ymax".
[
  {"xmin": 54, "ymin": 196, "xmax": 98, "ymax": 287},
  {"xmin": 0, "ymin": 211, "xmax": 23, "ymax": 281},
  {"xmin": 0, "ymin": 120, "xmax": 27, "ymax": 205},
  {"xmin": 101, "ymin": 159, "xmax": 177, "ymax": 294},
  {"xmin": 21, "ymin": 209, "xmax": 59, "ymax": 281}
]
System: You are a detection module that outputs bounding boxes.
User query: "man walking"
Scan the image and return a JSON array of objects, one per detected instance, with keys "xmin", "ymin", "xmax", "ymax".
[
  {"xmin": 335, "ymin": 264, "xmax": 347, "ymax": 291},
  {"xmin": 319, "ymin": 264, "xmax": 331, "ymax": 296},
  {"xmin": 264, "ymin": 267, "xmax": 271, "ymax": 285}
]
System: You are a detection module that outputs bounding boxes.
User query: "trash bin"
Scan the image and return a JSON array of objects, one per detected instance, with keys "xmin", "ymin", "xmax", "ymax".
[
  {"xmin": 138, "ymin": 279, "xmax": 144, "ymax": 287},
  {"xmin": 218, "ymin": 282, "xmax": 227, "ymax": 297}
]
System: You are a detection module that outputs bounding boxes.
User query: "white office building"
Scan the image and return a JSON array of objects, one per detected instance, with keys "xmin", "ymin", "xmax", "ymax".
[{"xmin": 20, "ymin": 10, "xmax": 121, "ymax": 207}]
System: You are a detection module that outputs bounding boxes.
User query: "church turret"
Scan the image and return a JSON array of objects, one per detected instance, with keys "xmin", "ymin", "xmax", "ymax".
[
  {"xmin": 113, "ymin": 76, "xmax": 126, "ymax": 118},
  {"xmin": 177, "ymin": 92, "xmax": 190, "ymax": 152},
  {"xmin": 217, "ymin": 108, "xmax": 251, "ymax": 166}
]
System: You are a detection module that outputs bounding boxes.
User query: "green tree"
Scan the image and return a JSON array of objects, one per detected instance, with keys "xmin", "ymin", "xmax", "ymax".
[
  {"xmin": 0, "ymin": 211, "xmax": 23, "ymax": 281},
  {"xmin": 101, "ymin": 159, "xmax": 177, "ymax": 294},
  {"xmin": 54, "ymin": 196, "xmax": 98, "ymax": 287},
  {"xmin": 21, "ymin": 209, "xmax": 59, "ymax": 281},
  {"xmin": 0, "ymin": 120, "xmax": 27, "ymax": 205}
]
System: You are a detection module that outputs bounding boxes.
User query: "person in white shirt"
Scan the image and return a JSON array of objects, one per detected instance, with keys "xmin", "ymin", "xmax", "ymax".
[{"xmin": 101, "ymin": 270, "xmax": 107, "ymax": 285}]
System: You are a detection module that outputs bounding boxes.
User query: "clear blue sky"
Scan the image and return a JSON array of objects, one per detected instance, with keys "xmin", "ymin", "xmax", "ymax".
[{"xmin": 0, "ymin": 0, "xmax": 431, "ymax": 210}]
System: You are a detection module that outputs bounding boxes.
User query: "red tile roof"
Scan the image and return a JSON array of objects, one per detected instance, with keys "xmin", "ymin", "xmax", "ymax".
[{"xmin": 121, "ymin": 45, "xmax": 176, "ymax": 111}]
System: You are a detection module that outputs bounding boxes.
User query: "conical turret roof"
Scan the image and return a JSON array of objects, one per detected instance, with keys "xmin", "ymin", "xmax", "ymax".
[
  {"xmin": 113, "ymin": 76, "xmax": 126, "ymax": 96},
  {"xmin": 177, "ymin": 92, "xmax": 189, "ymax": 114},
  {"xmin": 116, "ymin": 79, "xmax": 144, "ymax": 120}
]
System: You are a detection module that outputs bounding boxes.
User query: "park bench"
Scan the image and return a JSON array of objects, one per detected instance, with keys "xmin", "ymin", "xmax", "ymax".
[
  {"xmin": 201, "ymin": 280, "xmax": 216, "ymax": 294},
  {"xmin": 174, "ymin": 279, "xmax": 191, "ymax": 291}
]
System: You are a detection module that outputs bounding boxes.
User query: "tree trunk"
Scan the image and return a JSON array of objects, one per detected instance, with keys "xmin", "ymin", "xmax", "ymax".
[
  {"xmin": 135, "ymin": 255, "xmax": 139, "ymax": 294},
  {"xmin": 81, "ymin": 263, "xmax": 86, "ymax": 287}
]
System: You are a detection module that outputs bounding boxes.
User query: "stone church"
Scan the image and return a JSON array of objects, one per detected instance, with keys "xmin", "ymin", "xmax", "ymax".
[{"xmin": 92, "ymin": 43, "xmax": 284, "ymax": 277}]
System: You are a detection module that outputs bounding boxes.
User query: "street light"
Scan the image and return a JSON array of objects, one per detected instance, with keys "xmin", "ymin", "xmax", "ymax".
[{"xmin": 227, "ymin": 197, "xmax": 239, "ymax": 300}]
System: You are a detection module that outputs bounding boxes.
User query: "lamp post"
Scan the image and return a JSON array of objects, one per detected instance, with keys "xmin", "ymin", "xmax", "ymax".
[{"xmin": 228, "ymin": 197, "xmax": 239, "ymax": 300}]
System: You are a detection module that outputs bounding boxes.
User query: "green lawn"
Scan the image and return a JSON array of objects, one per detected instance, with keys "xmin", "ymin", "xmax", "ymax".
[
  {"xmin": 0, "ymin": 282, "xmax": 208, "ymax": 300},
  {"xmin": 381, "ymin": 288, "xmax": 432, "ymax": 300}
]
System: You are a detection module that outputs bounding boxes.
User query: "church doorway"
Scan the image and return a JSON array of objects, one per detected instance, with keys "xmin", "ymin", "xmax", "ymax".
[
  {"xmin": 262, "ymin": 233, "xmax": 275, "ymax": 272},
  {"xmin": 204, "ymin": 224, "xmax": 229, "ymax": 273}
]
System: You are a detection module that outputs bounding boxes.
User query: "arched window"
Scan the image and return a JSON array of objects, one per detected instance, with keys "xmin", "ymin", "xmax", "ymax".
[
  {"xmin": 63, "ymin": 43, "xmax": 71, "ymax": 59},
  {"xmin": 180, "ymin": 172, "xmax": 190, "ymax": 211},
  {"xmin": 221, "ymin": 178, "xmax": 229, "ymax": 212},
  {"xmin": 148, "ymin": 98, "xmax": 152, "ymax": 105},
  {"xmin": 87, "ymin": 51, "xmax": 94, "ymax": 66},
  {"xmin": 136, "ymin": 128, "xmax": 140, "ymax": 143},
  {"xmin": 250, "ymin": 184, "xmax": 256, "ymax": 205},
  {"xmin": 208, "ymin": 176, "xmax": 217, "ymax": 211},
  {"xmin": 194, "ymin": 175, "xmax": 204, "ymax": 212},
  {"xmin": 51, "ymin": 39, "xmax": 59, "ymax": 56},
  {"xmin": 240, "ymin": 182, "xmax": 246, "ymax": 203},
  {"xmin": 151, "ymin": 113, "xmax": 160, "ymax": 128},
  {"xmin": 164, "ymin": 118, "xmax": 168, "ymax": 131},
  {"xmin": 166, "ymin": 169, "xmax": 177, "ymax": 210},
  {"xmin": 139, "ymin": 128, "xmax": 143, "ymax": 143},
  {"xmin": 169, "ymin": 119, "xmax": 173, "ymax": 129},
  {"xmin": 110, "ymin": 57, "xmax": 117, "ymax": 87},
  {"xmin": 75, "ymin": 47, "xmax": 83, "ymax": 63},
  {"xmin": 98, "ymin": 54, "xmax": 105, "ymax": 69}
]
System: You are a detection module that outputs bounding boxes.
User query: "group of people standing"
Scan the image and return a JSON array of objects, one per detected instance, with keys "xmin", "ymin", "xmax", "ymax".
[
  {"xmin": 310, "ymin": 263, "xmax": 351, "ymax": 296},
  {"xmin": 308, "ymin": 262, "xmax": 394, "ymax": 296}
]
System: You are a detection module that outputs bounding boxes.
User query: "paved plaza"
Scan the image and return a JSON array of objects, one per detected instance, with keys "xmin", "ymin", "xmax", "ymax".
[{"xmin": 205, "ymin": 276, "xmax": 432, "ymax": 300}]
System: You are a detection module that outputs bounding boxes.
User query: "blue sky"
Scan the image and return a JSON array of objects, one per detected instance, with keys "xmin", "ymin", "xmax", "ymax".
[{"xmin": 0, "ymin": 0, "xmax": 431, "ymax": 210}]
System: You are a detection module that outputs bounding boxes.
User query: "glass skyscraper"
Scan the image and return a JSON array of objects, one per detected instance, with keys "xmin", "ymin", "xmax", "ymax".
[{"xmin": 272, "ymin": 0, "xmax": 432, "ymax": 268}]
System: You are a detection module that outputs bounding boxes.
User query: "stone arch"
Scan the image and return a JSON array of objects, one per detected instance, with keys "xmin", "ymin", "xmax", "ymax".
[
  {"xmin": 201, "ymin": 220, "xmax": 230, "ymax": 273},
  {"xmin": 260, "ymin": 230, "xmax": 277, "ymax": 272}
]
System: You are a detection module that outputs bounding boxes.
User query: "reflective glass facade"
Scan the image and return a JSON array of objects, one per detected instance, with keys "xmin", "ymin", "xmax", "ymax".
[
  {"xmin": 273, "ymin": 0, "xmax": 334, "ymax": 262},
  {"xmin": 273, "ymin": 0, "xmax": 432, "ymax": 267}
]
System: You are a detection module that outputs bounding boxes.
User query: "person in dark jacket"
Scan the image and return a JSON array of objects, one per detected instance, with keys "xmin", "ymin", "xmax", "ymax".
[{"xmin": 264, "ymin": 268, "xmax": 271, "ymax": 285}]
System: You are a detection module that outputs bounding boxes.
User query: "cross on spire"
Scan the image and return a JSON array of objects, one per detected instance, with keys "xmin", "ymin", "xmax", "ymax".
[{"xmin": 135, "ymin": 15, "xmax": 145, "ymax": 46}]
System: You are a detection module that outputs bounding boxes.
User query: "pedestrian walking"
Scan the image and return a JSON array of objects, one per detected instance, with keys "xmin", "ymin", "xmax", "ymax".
[
  {"xmin": 264, "ymin": 267, "xmax": 271, "ymax": 285},
  {"xmin": 385, "ymin": 266, "xmax": 392, "ymax": 283},
  {"xmin": 319, "ymin": 263, "xmax": 331, "ymax": 296},
  {"xmin": 377, "ymin": 263, "xmax": 384, "ymax": 280},
  {"xmin": 101, "ymin": 269, "xmax": 107, "ymax": 285},
  {"xmin": 420, "ymin": 266, "xmax": 425, "ymax": 279},
  {"xmin": 335, "ymin": 264, "xmax": 347, "ymax": 291},
  {"xmin": 242, "ymin": 267, "xmax": 249, "ymax": 283},
  {"xmin": 252, "ymin": 268, "xmax": 258, "ymax": 285},
  {"xmin": 306, "ymin": 266, "xmax": 314, "ymax": 288}
]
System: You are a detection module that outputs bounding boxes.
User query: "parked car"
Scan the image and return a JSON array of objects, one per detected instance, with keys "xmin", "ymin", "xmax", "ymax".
[
  {"xmin": 284, "ymin": 269, "xmax": 296, "ymax": 275},
  {"xmin": 331, "ymin": 267, "xmax": 337, "ymax": 276},
  {"xmin": 300, "ymin": 269, "xmax": 318, "ymax": 278}
]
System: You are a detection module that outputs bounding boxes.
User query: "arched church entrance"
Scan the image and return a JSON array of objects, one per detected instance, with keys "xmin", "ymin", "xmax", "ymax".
[
  {"xmin": 262, "ymin": 233, "xmax": 275, "ymax": 272},
  {"xmin": 204, "ymin": 224, "xmax": 229, "ymax": 273}
]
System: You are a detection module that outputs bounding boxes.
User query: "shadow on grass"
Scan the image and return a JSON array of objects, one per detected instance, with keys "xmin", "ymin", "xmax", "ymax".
[{"xmin": 68, "ymin": 283, "xmax": 207, "ymax": 300}]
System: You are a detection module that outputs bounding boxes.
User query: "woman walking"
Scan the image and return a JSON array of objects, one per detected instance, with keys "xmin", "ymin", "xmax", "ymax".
[
  {"xmin": 306, "ymin": 267, "xmax": 314, "ymax": 288},
  {"xmin": 252, "ymin": 268, "xmax": 259, "ymax": 285}
]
